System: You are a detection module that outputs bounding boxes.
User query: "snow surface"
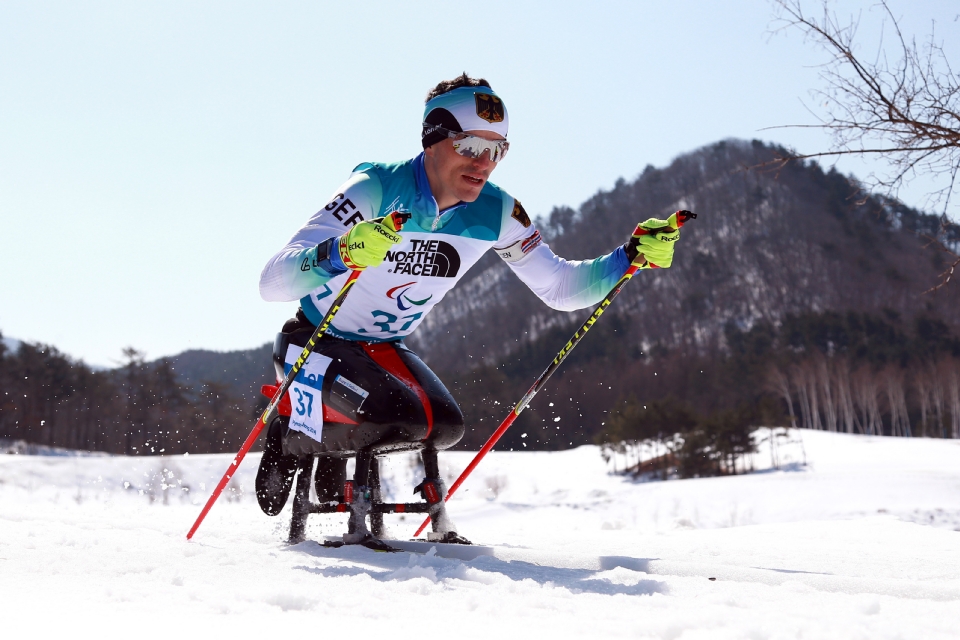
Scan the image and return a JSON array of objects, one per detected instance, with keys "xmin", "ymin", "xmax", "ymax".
[{"xmin": 2, "ymin": 429, "xmax": 959, "ymax": 639}]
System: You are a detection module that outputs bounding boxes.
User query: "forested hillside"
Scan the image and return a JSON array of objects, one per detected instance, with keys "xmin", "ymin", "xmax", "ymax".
[
  {"xmin": 416, "ymin": 139, "xmax": 960, "ymax": 455},
  {"xmin": 0, "ymin": 341, "xmax": 255, "ymax": 455},
  {"xmin": 3, "ymin": 139, "xmax": 958, "ymax": 456},
  {"xmin": 409, "ymin": 139, "xmax": 959, "ymax": 369}
]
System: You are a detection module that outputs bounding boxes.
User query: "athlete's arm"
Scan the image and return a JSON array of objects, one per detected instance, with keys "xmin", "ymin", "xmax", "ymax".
[
  {"xmin": 259, "ymin": 171, "xmax": 383, "ymax": 302},
  {"xmin": 493, "ymin": 198, "xmax": 629, "ymax": 312}
]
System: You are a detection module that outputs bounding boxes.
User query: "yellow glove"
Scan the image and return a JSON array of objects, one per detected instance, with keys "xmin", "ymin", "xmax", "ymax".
[
  {"xmin": 624, "ymin": 210, "xmax": 695, "ymax": 268},
  {"xmin": 338, "ymin": 212, "xmax": 408, "ymax": 270}
]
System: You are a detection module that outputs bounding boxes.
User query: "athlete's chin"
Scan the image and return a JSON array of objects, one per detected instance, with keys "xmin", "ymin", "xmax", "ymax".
[{"xmin": 457, "ymin": 176, "xmax": 486, "ymax": 201}]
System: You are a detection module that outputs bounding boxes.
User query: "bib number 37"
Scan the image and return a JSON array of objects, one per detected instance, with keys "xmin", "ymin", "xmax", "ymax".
[
  {"xmin": 369, "ymin": 310, "xmax": 423, "ymax": 334},
  {"xmin": 282, "ymin": 344, "xmax": 331, "ymax": 443},
  {"xmin": 293, "ymin": 388, "xmax": 314, "ymax": 417}
]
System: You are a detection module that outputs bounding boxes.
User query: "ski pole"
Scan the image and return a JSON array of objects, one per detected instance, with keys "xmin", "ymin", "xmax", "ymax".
[
  {"xmin": 187, "ymin": 212, "xmax": 409, "ymax": 540},
  {"xmin": 414, "ymin": 210, "xmax": 696, "ymax": 537}
]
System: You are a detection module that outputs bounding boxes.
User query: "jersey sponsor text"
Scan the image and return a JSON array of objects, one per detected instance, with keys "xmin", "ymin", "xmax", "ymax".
[{"xmin": 385, "ymin": 240, "xmax": 461, "ymax": 277}]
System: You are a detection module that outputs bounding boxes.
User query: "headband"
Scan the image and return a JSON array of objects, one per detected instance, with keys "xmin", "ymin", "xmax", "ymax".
[{"xmin": 422, "ymin": 86, "xmax": 509, "ymax": 148}]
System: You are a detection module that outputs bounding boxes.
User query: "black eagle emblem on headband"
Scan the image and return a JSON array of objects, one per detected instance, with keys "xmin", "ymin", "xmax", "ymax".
[{"xmin": 475, "ymin": 93, "xmax": 505, "ymax": 123}]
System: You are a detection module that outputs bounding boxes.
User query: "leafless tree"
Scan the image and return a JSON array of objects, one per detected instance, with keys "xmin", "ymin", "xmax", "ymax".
[
  {"xmin": 930, "ymin": 359, "xmax": 947, "ymax": 437},
  {"xmin": 834, "ymin": 357, "xmax": 860, "ymax": 433},
  {"xmin": 946, "ymin": 358, "xmax": 960, "ymax": 439},
  {"xmin": 816, "ymin": 355, "xmax": 839, "ymax": 431},
  {"xmin": 803, "ymin": 360, "xmax": 823, "ymax": 430},
  {"xmin": 851, "ymin": 365, "xmax": 883, "ymax": 435},
  {"xmin": 791, "ymin": 362, "xmax": 815, "ymax": 429},
  {"xmin": 882, "ymin": 366, "xmax": 911, "ymax": 437},
  {"xmin": 770, "ymin": 0, "xmax": 960, "ymax": 290},
  {"xmin": 915, "ymin": 364, "xmax": 933, "ymax": 436},
  {"xmin": 765, "ymin": 364, "xmax": 798, "ymax": 429}
]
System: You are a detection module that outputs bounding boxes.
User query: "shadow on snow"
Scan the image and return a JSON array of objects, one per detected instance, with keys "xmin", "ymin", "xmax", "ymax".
[{"xmin": 287, "ymin": 542, "xmax": 666, "ymax": 598}]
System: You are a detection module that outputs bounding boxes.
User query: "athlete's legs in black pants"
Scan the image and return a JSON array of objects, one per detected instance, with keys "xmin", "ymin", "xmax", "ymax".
[{"xmin": 255, "ymin": 309, "xmax": 466, "ymax": 539}]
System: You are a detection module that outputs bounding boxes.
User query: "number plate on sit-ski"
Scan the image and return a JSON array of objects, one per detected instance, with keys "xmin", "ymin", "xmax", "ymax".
[{"xmin": 283, "ymin": 344, "xmax": 332, "ymax": 442}]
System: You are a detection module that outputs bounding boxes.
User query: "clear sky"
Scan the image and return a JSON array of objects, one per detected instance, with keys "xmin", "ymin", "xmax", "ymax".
[{"xmin": 2, "ymin": 1, "xmax": 957, "ymax": 367}]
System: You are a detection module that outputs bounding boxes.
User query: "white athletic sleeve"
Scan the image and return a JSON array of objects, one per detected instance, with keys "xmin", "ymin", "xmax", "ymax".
[
  {"xmin": 494, "ymin": 196, "xmax": 630, "ymax": 312},
  {"xmin": 259, "ymin": 170, "xmax": 382, "ymax": 302}
]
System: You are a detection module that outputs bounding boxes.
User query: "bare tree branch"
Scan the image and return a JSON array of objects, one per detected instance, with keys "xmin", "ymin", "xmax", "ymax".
[
  {"xmin": 921, "ymin": 216, "xmax": 960, "ymax": 293},
  {"xmin": 770, "ymin": 0, "xmax": 960, "ymax": 290}
]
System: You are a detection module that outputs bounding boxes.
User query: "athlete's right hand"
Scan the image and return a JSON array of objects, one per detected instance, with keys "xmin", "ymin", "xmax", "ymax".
[{"xmin": 337, "ymin": 213, "xmax": 406, "ymax": 270}]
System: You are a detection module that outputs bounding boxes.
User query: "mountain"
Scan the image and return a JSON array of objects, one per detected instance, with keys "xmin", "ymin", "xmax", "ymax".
[
  {"xmin": 380, "ymin": 139, "xmax": 959, "ymax": 450},
  {"xmin": 161, "ymin": 342, "xmax": 274, "ymax": 405},
  {"xmin": 406, "ymin": 139, "xmax": 959, "ymax": 371}
]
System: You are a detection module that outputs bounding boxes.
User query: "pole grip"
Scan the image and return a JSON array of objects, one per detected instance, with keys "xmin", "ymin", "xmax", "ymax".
[
  {"xmin": 632, "ymin": 209, "xmax": 696, "ymax": 237},
  {"xmin": 385, "ymin": 211, "xmax": 411, "ymax": 232}
]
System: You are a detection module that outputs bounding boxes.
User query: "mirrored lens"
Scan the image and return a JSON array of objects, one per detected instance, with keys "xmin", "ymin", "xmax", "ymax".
[{"xmin": 451, "ymin": 135, "xmax": 509, "ymax": 162}]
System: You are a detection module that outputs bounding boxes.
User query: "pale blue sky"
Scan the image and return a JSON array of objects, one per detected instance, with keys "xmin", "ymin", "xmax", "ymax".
[{"xmin": 2, "ymin": 1, "xmax": 957, "ymax": 366}]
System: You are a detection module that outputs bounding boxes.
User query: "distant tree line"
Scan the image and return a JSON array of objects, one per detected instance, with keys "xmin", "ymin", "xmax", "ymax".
[
  {"xmin": 4, "ymin": 308, "xmax": 958, "ymax": 459},
  {"xmin": 0, "ymin": 334, "xmax": 254, "ymax": 455},
  {"xmin": 764, "ymin": 313, "xmax": 960, "ymax": 438},
  {"xmin": 446, "ymin": 309, "xmax": 960, "ymax": 466},
  {"xmin": 590, "ymin": 310, "xmax": 960, "ymax": 479}
]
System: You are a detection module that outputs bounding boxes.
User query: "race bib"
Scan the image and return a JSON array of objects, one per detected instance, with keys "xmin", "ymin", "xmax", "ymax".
[{"xmin": 283, "ymin": 344, "xmax": 332, "ymax": 442}]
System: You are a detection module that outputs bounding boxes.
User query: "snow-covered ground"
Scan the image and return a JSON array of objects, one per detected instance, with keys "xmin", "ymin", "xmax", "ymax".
[{"xmin": 2, "ymin": 429, "xmax": 959, "ymax": 639}]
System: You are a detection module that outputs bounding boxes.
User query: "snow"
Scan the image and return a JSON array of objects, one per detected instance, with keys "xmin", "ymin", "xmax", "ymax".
[{"xmin": 2, "ymin": 429, "xmax": 959, "ymax": 638}]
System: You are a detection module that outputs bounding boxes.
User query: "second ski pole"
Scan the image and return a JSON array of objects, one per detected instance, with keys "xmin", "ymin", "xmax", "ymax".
[{"xmin": 414, "ymin": 210, "xmax": 696, "ymax": 538}]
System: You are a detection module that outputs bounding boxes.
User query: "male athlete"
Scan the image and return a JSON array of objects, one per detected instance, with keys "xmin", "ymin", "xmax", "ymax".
[{"xmin": 256, "ymin": 73, "xmax": 683, "ymax": 546}]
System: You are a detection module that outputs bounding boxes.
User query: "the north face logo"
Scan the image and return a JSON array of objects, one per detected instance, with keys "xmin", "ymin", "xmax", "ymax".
[{"xmin": 385, "ymin": 239, "xmax": 460, "ymax": 277}]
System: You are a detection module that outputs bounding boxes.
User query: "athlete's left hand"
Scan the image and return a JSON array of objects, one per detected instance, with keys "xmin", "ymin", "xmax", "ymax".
[{"xmin": 623, "ymin": 210, "xmax": 694, "ymax": 269}]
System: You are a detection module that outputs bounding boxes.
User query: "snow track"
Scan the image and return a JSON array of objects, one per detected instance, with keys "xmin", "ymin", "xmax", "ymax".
[
  {"xmin": 375, "ymin": 537, "xmax": 960, "ymax": 602},
  {"xmin": 2, "ymin": 430, "xmax": 959, "ymax": 638}
]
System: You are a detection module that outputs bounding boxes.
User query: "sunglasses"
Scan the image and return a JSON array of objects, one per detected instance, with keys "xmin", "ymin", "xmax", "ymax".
[{"xmin": 425, "ymin": 125, "xmax": 510, "ymax": 162}]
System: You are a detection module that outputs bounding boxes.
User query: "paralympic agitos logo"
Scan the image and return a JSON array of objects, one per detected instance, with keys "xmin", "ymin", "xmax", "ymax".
[
  {"xmin": 384, "ymin": 239, "xmax": 460, "ymax": 277},
  {"xmin": 386, "ymin": 282, "xmax": 433, "ymax": 311}
]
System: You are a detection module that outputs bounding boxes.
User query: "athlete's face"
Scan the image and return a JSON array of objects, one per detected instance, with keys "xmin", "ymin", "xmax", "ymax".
[{"xmin": 424, "ymin": 129, "xmax": 503, "ymax": 210}]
